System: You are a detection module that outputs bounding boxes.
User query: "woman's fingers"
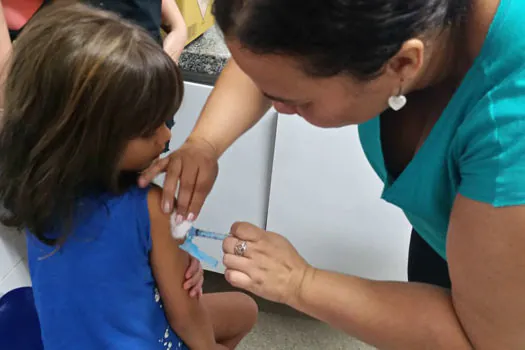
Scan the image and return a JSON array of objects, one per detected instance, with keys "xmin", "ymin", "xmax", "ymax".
[
  {"xmin": 223, "ymin": 225, "xmax": 312, "ymax": 304},
  {"xmin": 140, "ymin": 138, "xmax": 219, "ymax": 219},
  {"xmin": 223, "ymin": 235, "xmax": 255, "ymax": 258},
  {"xmin": 186, "ymin": 170, "xmax": 215, "ymax": 218},
  {"xmin": 176, "ymin": 161, "xmax": 199, "ymax": 218},
  {"xmin": 225, "ymin": 269, "xmax": 253, "ymax": 291},
  {"xmin": 223, "ymin": 252, "xmax": 254, "ymax": 271},
  {"xmin": 138, "ymin": 157, "xmax": 169, "ymax": 188},
  {"xmin": 230, "ymin": 222, "xmax": 265, "ymax": 242},
  {"xmin": 161, "ymin": 155, "xmax": 183, "ymax": 214},
  {"xmin": 223, "ymin": 253, "xmax": 278, "ymax": 291}
]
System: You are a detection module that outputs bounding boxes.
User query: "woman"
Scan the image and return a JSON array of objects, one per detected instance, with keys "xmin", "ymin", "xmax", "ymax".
[{"xmin": 140, "ymin": 0, "xmax": 525, "ymax": 348}]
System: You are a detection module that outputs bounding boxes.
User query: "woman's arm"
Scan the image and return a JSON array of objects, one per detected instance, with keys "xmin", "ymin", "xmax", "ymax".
[
  {"xmin": 224, "ymin": 195, "xmax": 525, "ymax": 349},
  {"xmin": 188, "ymin": 58, "xmax": 272, "ymax": 156},
  {"xmin": 139, "ymin": 59, "xmax": 272, "ymax": 216},
  {"xmin": 148, "ymin": 186, "xmax": 219, "ymax": 350},
  {"xmin": 289, "ymin": 196, "xmax": 525, "ymax": 349},
  {"xmin": 293, "ymin": 262, "xmax": 472, "ymax": 349}
]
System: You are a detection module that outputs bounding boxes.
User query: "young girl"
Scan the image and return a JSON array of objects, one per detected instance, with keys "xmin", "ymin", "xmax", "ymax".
[{"xmin": 0, "ymin": 4, "xmax": 257, "ymax": 350}]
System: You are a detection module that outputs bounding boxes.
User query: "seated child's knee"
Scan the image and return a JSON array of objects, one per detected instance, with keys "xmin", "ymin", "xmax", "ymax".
[{"xmin": 236, "ymin": 292, "xmax": 258, "ymax": 328}]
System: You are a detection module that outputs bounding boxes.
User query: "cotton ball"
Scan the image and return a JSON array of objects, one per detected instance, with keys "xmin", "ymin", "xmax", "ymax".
[{"xmin": 170, "ymin": 213, "xmax": 193, "ymax": 239}]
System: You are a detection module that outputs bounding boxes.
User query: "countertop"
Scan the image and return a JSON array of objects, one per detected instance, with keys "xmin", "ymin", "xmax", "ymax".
[{"xmin": 179, "ymin": 25, "xmax": 231, "ymax": 84}]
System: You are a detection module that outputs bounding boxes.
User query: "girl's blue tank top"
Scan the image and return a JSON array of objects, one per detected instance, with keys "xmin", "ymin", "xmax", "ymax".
[{"xmin": 26, "ymin": 186, "xmax": 189, "ymax": 350}]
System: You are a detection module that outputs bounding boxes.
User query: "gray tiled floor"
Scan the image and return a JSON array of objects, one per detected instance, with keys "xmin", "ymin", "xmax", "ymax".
[
  {"xmin": 203, "ymin": 272, "xmax": 376, "ymax": 350},
  {"xmin": 236, "ymin": 311, "xmax": 375, "ymax": 350}
]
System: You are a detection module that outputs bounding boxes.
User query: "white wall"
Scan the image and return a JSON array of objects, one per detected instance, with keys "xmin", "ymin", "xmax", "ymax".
[
  {"xmin": 0, "ymin": 225, "xmax": 31, "ymax": 297},
  {"xmin": 267, "ymin": 117, "xmax": 411, "ymax": 281}
]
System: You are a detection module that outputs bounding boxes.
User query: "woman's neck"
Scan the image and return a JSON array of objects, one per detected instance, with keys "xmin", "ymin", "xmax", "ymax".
[
  {"xmin": 410, "ymin": 0, "xmax": 500, "ymax": 93},
  {"xmin": 410, "ymin": 26, "xmax": 468, "ymax": 93}
]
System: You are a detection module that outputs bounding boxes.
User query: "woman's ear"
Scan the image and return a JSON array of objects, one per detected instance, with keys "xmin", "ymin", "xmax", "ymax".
[{"xmin": 385, "ymin": 38, "xmax": 425, "ymax": 83}]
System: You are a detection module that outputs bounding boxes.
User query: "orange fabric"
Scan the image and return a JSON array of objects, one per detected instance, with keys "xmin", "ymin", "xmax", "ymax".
[{"xmin": 3, "ymin": 0, "xmax": 44, "ymax": 30}]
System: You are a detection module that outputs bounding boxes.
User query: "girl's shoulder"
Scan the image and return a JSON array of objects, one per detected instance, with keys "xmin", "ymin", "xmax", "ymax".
[{"xmin": 26, "ymin": 185, "xmax": 154, "ymax": 256}]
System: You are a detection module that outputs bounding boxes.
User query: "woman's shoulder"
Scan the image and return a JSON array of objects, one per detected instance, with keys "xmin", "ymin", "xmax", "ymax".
[
  {"xmin": 453, "ymin": 67, "xmax": 525, "ymax": 207},
  {"xmin": 451, "ymin": 0, "xmax": 525, "ymax": 206},
  {"xmin": 461, "ymin": 64, "xmax": 525, "ymax": 133},
  {"xmin": 474, "ymin": 0, "xmax": 525, "ymax": 82}
]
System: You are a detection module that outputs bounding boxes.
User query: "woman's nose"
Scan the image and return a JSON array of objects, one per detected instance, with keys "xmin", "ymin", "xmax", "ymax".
[{"xmin": 272, "ymin": 102, "xmax": 297, "ymax": 115}]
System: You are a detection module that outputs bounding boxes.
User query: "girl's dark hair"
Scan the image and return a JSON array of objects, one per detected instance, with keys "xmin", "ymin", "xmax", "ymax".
[
  {"xmin": 0, "ymin": 3, "xmax": 183, "ymax": 244},
  {"xmin": 214, "ymin": 0, "xmax": 470, "ymax": 79}
]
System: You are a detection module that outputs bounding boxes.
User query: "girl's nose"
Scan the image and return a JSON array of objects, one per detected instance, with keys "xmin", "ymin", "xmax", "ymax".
[{"xmin": 159, "ymin": 124, "xmax": 172, "ymax": 145}]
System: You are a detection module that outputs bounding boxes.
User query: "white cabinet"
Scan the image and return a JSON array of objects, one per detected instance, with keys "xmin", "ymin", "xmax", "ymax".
[
  {"xmin": 156, "ymin": 82, "xmax": 277, "ymax": 273},
  {"xmin": 159, "ymin": 83, "xmax": 410, "ymax": 279},
  {"xmin": 266, "ymin": 115, "xmax": 411, "ymax": 281}
]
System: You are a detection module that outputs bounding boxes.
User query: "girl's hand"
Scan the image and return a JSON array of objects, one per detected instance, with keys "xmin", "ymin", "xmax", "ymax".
[
  {"xmin": 139, "ymin": 137, "xmax": 219, "ymax": 219},
  {"xmin": 184, "ymin": 256, "xmax": 204, "ymax": 298}
]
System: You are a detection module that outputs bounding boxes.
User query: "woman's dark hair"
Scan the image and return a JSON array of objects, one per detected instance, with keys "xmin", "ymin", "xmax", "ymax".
[
  {"xmin": 214, "ymin": 0, "xmax": 470, "ymax": 79},
  {"xmin": 0, "ymin": 3, "xmax": 183, "ymax": 244}
]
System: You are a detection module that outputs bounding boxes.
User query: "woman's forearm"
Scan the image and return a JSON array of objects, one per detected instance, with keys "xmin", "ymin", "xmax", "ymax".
[
  {"xmin": 189, "ymin": 59, "xmax": 272, "ymax": 156},
  {"xmin": 292, "ymin": 268, "xmax": 473, "ymax": 350}
]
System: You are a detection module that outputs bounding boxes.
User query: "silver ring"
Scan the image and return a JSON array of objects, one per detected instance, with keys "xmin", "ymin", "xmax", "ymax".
[{"xmin": 234, "ymin": 240, "xmax": 247, "ymax": 257}]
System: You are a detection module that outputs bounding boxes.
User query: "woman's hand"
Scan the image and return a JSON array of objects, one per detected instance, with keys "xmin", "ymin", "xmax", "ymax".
[
  {"xmin": 139, "ymin": 137, "xmax": 219, "ymax": 219},
  {"xmin": 222, "ymin": 222, "xmax": 312, "ymax": 305},
  {"xmin": 184, "ymin": 256, "xmax": 204, "ymax": 298}
]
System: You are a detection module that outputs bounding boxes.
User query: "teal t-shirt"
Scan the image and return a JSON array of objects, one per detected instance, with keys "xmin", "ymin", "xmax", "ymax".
[{"xmin": 358, "ymin": 0, "xmax": 525, "ymax": 260}]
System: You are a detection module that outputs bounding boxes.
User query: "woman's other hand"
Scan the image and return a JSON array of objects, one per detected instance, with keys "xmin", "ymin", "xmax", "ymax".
[{"xmin": 139, "ymin": 137, "xmax": 219, "ymax": 219}]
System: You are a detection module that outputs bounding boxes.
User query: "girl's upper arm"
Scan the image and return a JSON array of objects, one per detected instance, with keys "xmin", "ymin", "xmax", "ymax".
[
  {"xmin": 447, "ymin": 195, "xmax": 525, "ymax": 349},
  {"xmin": 147, "ymin": 186, "xmax": 193, "ymax": 322},
  {"xmin": 147, "ymin": 186, "xmax": 216, "ymax": 349}
]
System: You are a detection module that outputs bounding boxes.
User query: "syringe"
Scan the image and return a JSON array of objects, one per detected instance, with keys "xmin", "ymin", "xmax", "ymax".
[{"xmin": 177, "ymin": 226, "xmax": 228, "ymax": 268}]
